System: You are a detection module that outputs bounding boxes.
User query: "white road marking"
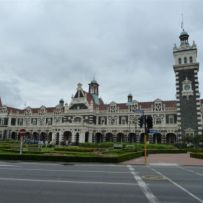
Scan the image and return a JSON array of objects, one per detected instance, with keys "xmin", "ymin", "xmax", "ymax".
[
  {"xmin": 178, "ymin": 166, "xmax": 203, "ymax": 176},
  {"xmin": 19, "ymin": 162, "xmax": 118, "ymax": 167},
  {"xmin": 149, "ymin": 163, "xmax": 179, "ymax": 166},
  {"xmin": 0, "ymin": 167, "xmax": 129, "ymax": 174},
  {"xmin": 0, "ymin": 164, "xmax": 19, "ymax": 167},
  {"xmin": 151, "ymin": 167, "xmax": 203, "ymax": 203},
  {"xmin": 0, "ymin": 177, "xmax": 138, "ymax": 186},
  {"xmin": 127, "ymin": 165, "xmax": 159, "ymax": 203}
]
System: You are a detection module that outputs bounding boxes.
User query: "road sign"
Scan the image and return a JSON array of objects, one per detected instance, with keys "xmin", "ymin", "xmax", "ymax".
[
  {"xmin": 19, "ymin": 129, "xmax": 26, "ymax": 136},
  {"xmin": 149, "ymin": 129, "xmax": 159, "ymax": 134}
]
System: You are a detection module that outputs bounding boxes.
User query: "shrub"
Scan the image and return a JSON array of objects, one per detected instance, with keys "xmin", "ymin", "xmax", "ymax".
[
  {"xmin": 79, "ymin": 142, "xmax": 114, "ymax": 148},
  {"xmin": 147, "ymin": 149, "xmax": 187, "ymax": 154},
  {"xmin": 54, "ymin": 146, "xmax": 95, "ymax": 152},
  {"xmin": 190, "ymin": 152, "xmax": 203, "ymax": 159},
  {"xmin": 0, "ymin": 151, "xmax": 143, "ymax": 163}
]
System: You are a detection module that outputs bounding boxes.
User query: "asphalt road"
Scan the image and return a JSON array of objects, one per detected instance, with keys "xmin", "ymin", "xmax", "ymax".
[{"xmin": 0, "ymin": 161, "xmax": 202, "ymax": 203}]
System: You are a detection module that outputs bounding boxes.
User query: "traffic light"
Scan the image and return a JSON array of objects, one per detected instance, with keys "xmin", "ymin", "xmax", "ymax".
[
  {"xmin": 146, "ymin": 115, "xmax": 153, "ymax": 129},
  {"xmin": 138, "ymin": 115, "xmax": 144, "ymax": 128}
]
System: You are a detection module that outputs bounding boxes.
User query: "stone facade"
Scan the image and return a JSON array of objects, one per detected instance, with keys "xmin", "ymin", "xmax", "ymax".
[
  {"xmin": 0, "ymin": 30, "xmax": 202, "ymax": 145},
  {"xmin": 173, "ymin": 29, "xmax": 202, "ymax": 139}
]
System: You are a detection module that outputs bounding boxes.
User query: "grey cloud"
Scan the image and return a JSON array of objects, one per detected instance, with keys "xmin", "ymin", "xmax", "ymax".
[{"xmin": 0, "ymin": 0, "xmax": 202, "ymax": 107}]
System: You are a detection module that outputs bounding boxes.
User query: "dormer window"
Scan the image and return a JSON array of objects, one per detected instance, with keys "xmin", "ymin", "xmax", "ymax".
[
  {"xmin": 178, "ymin": 58, "xmax": 182, "ymax": 64},
  {"xmin": 153, "ymin": 99, "xmax": 163, "ymax": 112},
  {"xmin": 109, "ymin": 102, "xmax": 118, "ymax": 113},
  {"xmin": 184, "ymin": 57, "xmax": 187, "ymax": 64},
  {"xmin": 189, "ymin": 56, "xmax": 193, "ymax": 63}
]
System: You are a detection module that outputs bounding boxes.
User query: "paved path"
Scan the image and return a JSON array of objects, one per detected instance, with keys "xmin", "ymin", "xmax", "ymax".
[{"xmin": 122, "ymin": 153, "xmax": 203, "ymax": 165}]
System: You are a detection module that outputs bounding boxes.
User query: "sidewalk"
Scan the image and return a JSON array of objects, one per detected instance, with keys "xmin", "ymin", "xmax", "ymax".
[{"xmin": 122, "ymin": 153, "xmax": 203, "ymax": 165}]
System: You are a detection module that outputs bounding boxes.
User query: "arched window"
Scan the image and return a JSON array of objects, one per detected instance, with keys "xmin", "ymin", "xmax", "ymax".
[
  {"xmin": 74, "ymin": 117, "xmax": 82, "ymax": 123},
  {"xmin": 184, "ymin": 57, "xmax": 187, "ymax": 64},
  {"xmin": 189, "ymin": 56, "xmax": 193, "ymax": 63},
  {"xmin": 178, "ymin": 58, "xmax": 182, "ymax": 64}
]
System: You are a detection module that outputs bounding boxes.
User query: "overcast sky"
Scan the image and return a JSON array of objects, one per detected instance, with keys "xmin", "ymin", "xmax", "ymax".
[{"xmin": 0, "ymin": 0, "xmax": 203, "ymax": 108}]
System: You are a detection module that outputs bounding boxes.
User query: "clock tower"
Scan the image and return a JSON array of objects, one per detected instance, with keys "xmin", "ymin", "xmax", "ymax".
[{"xmin": 173, "ymin": 29, "xmax": 202, "ymax": 140}]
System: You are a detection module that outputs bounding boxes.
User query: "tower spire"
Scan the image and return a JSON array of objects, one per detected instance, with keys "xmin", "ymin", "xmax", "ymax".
[
  {"xmin": 0, "ymin": 97, "xmax": 2, "ymax": 107},
  {"xmin": 181, "ymin": 13, "xmax": 184, "ymax": 31}
]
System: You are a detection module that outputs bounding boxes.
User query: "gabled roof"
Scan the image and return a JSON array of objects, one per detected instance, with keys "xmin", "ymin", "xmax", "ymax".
[
  {"xmin": 95, "ymin": 100, "xmax": 177, "ymax": 111},
  {"xmin": 139, "ymin": 102, "xmax": 153, "ymax": 109},
  {"xmin": 6, "ymin": 106, "xmax": 56, "ymax": 114},
  {"xmin": 85, "ymin": 92, "xmax": 94, "ymax": 104},
  {"xmin": 164, "ymin": 100, "xmax": 176, "ymax": 108},
  {"xmin": 7, "ymin": 107, "xmax": 24, "ymax": 114}
]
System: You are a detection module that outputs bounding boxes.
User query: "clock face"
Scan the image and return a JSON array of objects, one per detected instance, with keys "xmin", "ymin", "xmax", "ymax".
[{"xmin": 184, "ymin": 84, "xmax": 191, "ymax": 91}]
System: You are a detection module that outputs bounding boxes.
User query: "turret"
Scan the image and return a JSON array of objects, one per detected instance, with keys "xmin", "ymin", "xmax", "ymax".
[
  {"xmin": 128, "ymin": 94, "xmax": 133, "ymax": 103},
  {"xmin": 89, "ymin": 79, "xmax": 99, "ymax": 96},
  {"xmin": 59, "ymin": 99, "xmax": 64, "ymax": 106}
]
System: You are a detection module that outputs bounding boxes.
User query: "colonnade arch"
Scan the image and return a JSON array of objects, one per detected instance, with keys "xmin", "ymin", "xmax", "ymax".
[
  {"xmin": 166, "ymin": 133, "xmax": 176, "ymax": 144},
  {"xmin": 105, "ymin": 133, "xmax": 114, "ymax": 142},
  {"xmin": 152, "ymin": 133, "xmax": 162, "ymax": 144},
  {"xmin": 116, "ymin": 133, "xmax": 125, "ymax": 142},
  {"xmin": 11, "ymin": 132, "xmax": 17, "ymax": 140},
  {"xmin": 85, "ymin": 132, "xmax": 89, "ymax": 143},
  {"xmin": 63, "ymin": 131, "xmax": 72, "ymax": 145},
  {"xmin": 5, "ymin": 129, "xmax": 178, "ymax": 145},
  {"xmin": 95, "ymin": 132, "xmax": 103, "ymax": 143},
  {"xmin": 128, "ymin": 133, "xmax": 136, "ymax": 143}
]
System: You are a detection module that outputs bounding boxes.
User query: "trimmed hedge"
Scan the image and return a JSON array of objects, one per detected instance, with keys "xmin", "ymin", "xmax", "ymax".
[
  {"xmin": 187, "ymin": 149, "xmax": 203, "ymax": 153},
  {"xmin": 54, "ymin": 146, "xmax": 95, "ymax": 152},
  {"xmin": 79, "ymin": 142, "xmax": 114, "ymax": 148},
  {"xmin": 190, "ymin": 152, "xmax": 203, "ymax": 159},
  {"xmin": 147, "ymin": 149, "xmax": 187, "ymax": 154},
  {"xmin": 0, "ymin": 151, "xmax": 143, "ymax": 163},
  {"xmin": 0, "ymin": 149, "xmax": 186, "ymax": 163}
]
